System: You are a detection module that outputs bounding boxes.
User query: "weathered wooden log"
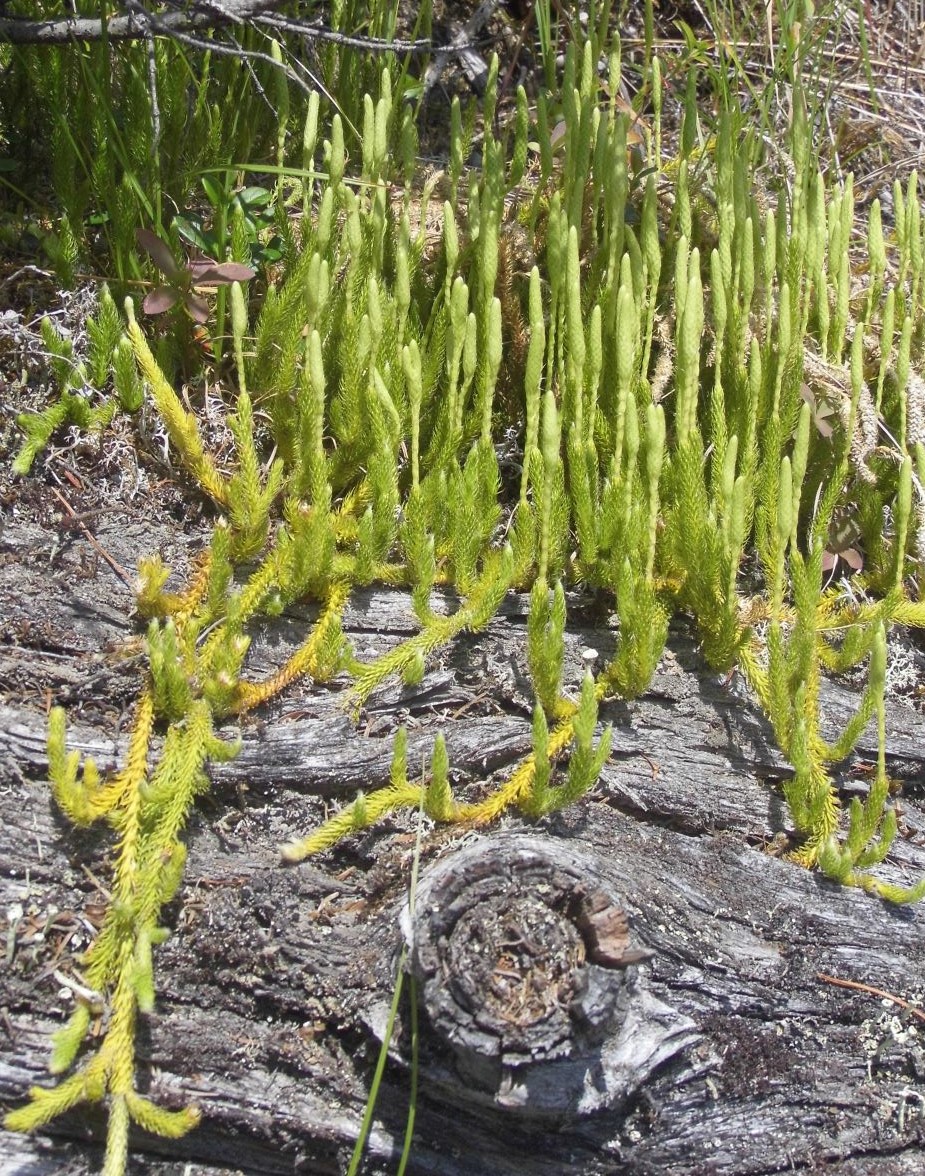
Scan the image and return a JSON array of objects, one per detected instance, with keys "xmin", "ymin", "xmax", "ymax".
[
  {"xmin": 397, "ymin": 835, "xmax": 699, "ymax": 1122},
  {"xmin": 2, "ymin": 506, "xmax": 925, "ymax": 1174}
]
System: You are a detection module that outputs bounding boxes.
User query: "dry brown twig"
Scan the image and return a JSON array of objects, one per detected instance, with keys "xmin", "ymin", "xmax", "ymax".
[{"xmin": 817, "ymin": 971, "xmax": 925, "ymax": 1024}]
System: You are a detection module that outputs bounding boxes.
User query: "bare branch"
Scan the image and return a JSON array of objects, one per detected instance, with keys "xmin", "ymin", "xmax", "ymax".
[
  {"xmin": 253, "ymin": 12, "xmax": 431, "ymax": 53},
  {"xmin": 0, "ymin": 0, "xmax": 432, "ymax": 50},
  {"xmin": 0, "ymin": 0, "xmax": 272, "ymax": 44}
]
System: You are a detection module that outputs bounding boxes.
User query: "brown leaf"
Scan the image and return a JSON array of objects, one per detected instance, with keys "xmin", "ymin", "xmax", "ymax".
[
  {"xmin": 136, "ymin": 228, "xmax": 180, "ymax": 278},
  {"xmin": 184, "ymin": 292, "xmax": 211, "ymax": 324},
  {"xmin": 142, "ymin": 285, "xmax": 180, "ymax": 316},
  {"xmin": 188, "ymin": 260, "xmax": 255, "ymax": 286}
]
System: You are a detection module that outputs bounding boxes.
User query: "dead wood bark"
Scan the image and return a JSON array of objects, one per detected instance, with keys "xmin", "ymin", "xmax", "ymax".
[{"xmin": 2, "ymin": 507, "xmax": 925, "ymax": 1175}]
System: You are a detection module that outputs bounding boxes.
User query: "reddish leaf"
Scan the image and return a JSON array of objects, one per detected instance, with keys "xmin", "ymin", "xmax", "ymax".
[
  {"xmin": 189, "ymin": 260, "xmax": 256, "ymax": 285},
  {"xmin": 143, "ymin": 285, "xmax": 180, "ymax": 316},
  {"xmin": 191, "ymin": 324, "xmax": 215, "ymax": 358},
  {"xmin": 822, "ymin": 547, "xmax": 864, "ymax": 575},
  {"xmin": 841, "ymin": 547, "xmax": 864, "ymax": 572},
  {"xmin": 185, "ymin": 292, "xmax": 211, "ymax": 324},
  {"xmin": 136, "ymin": 228, "xmax": 180, "ymax": 278},
  {"xmin": 213, "ymin": 260, "xmax": 255, "ymax": 282},
  {"xmin": 186, "ymin": 256, "xmax": 221, "ymax": 281}
]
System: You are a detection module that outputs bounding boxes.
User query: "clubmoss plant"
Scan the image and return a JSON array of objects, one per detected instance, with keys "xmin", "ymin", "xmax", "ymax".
[
  {"xmin": 8, "ymin": 8, "xmax": 925, "ymax": 1171},
  {"xmin": 0, "ymin": 4, "xmax": 315, "ymax": 284},
  {"xmin": 13, "ymin": 287, "xmax": 132, "ymax": 475}
]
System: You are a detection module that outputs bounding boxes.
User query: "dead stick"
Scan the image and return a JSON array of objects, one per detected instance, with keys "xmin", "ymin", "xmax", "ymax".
[
  {"xmin": 50, "ymin": 487, "xmax": 133, "ymax": 590},
  {"xmin": 817, "ymin": 971, "xmax": 925, "ymax": 1024}
]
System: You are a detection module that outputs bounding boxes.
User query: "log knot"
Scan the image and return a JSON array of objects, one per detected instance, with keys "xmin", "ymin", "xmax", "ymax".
[
  {"xmin": 445, "ymin": 889, "xmax": 584, "ymax": 1048},
  {"xmin": 400, "ymin": 834, "xmax": 699, "ymax": 1120}
]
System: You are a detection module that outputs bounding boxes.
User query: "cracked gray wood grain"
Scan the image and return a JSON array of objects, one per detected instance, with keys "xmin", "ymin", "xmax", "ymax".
[{"xmin": 2, "ymin": 574, "xmax": 925, "ymax": 1174}]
